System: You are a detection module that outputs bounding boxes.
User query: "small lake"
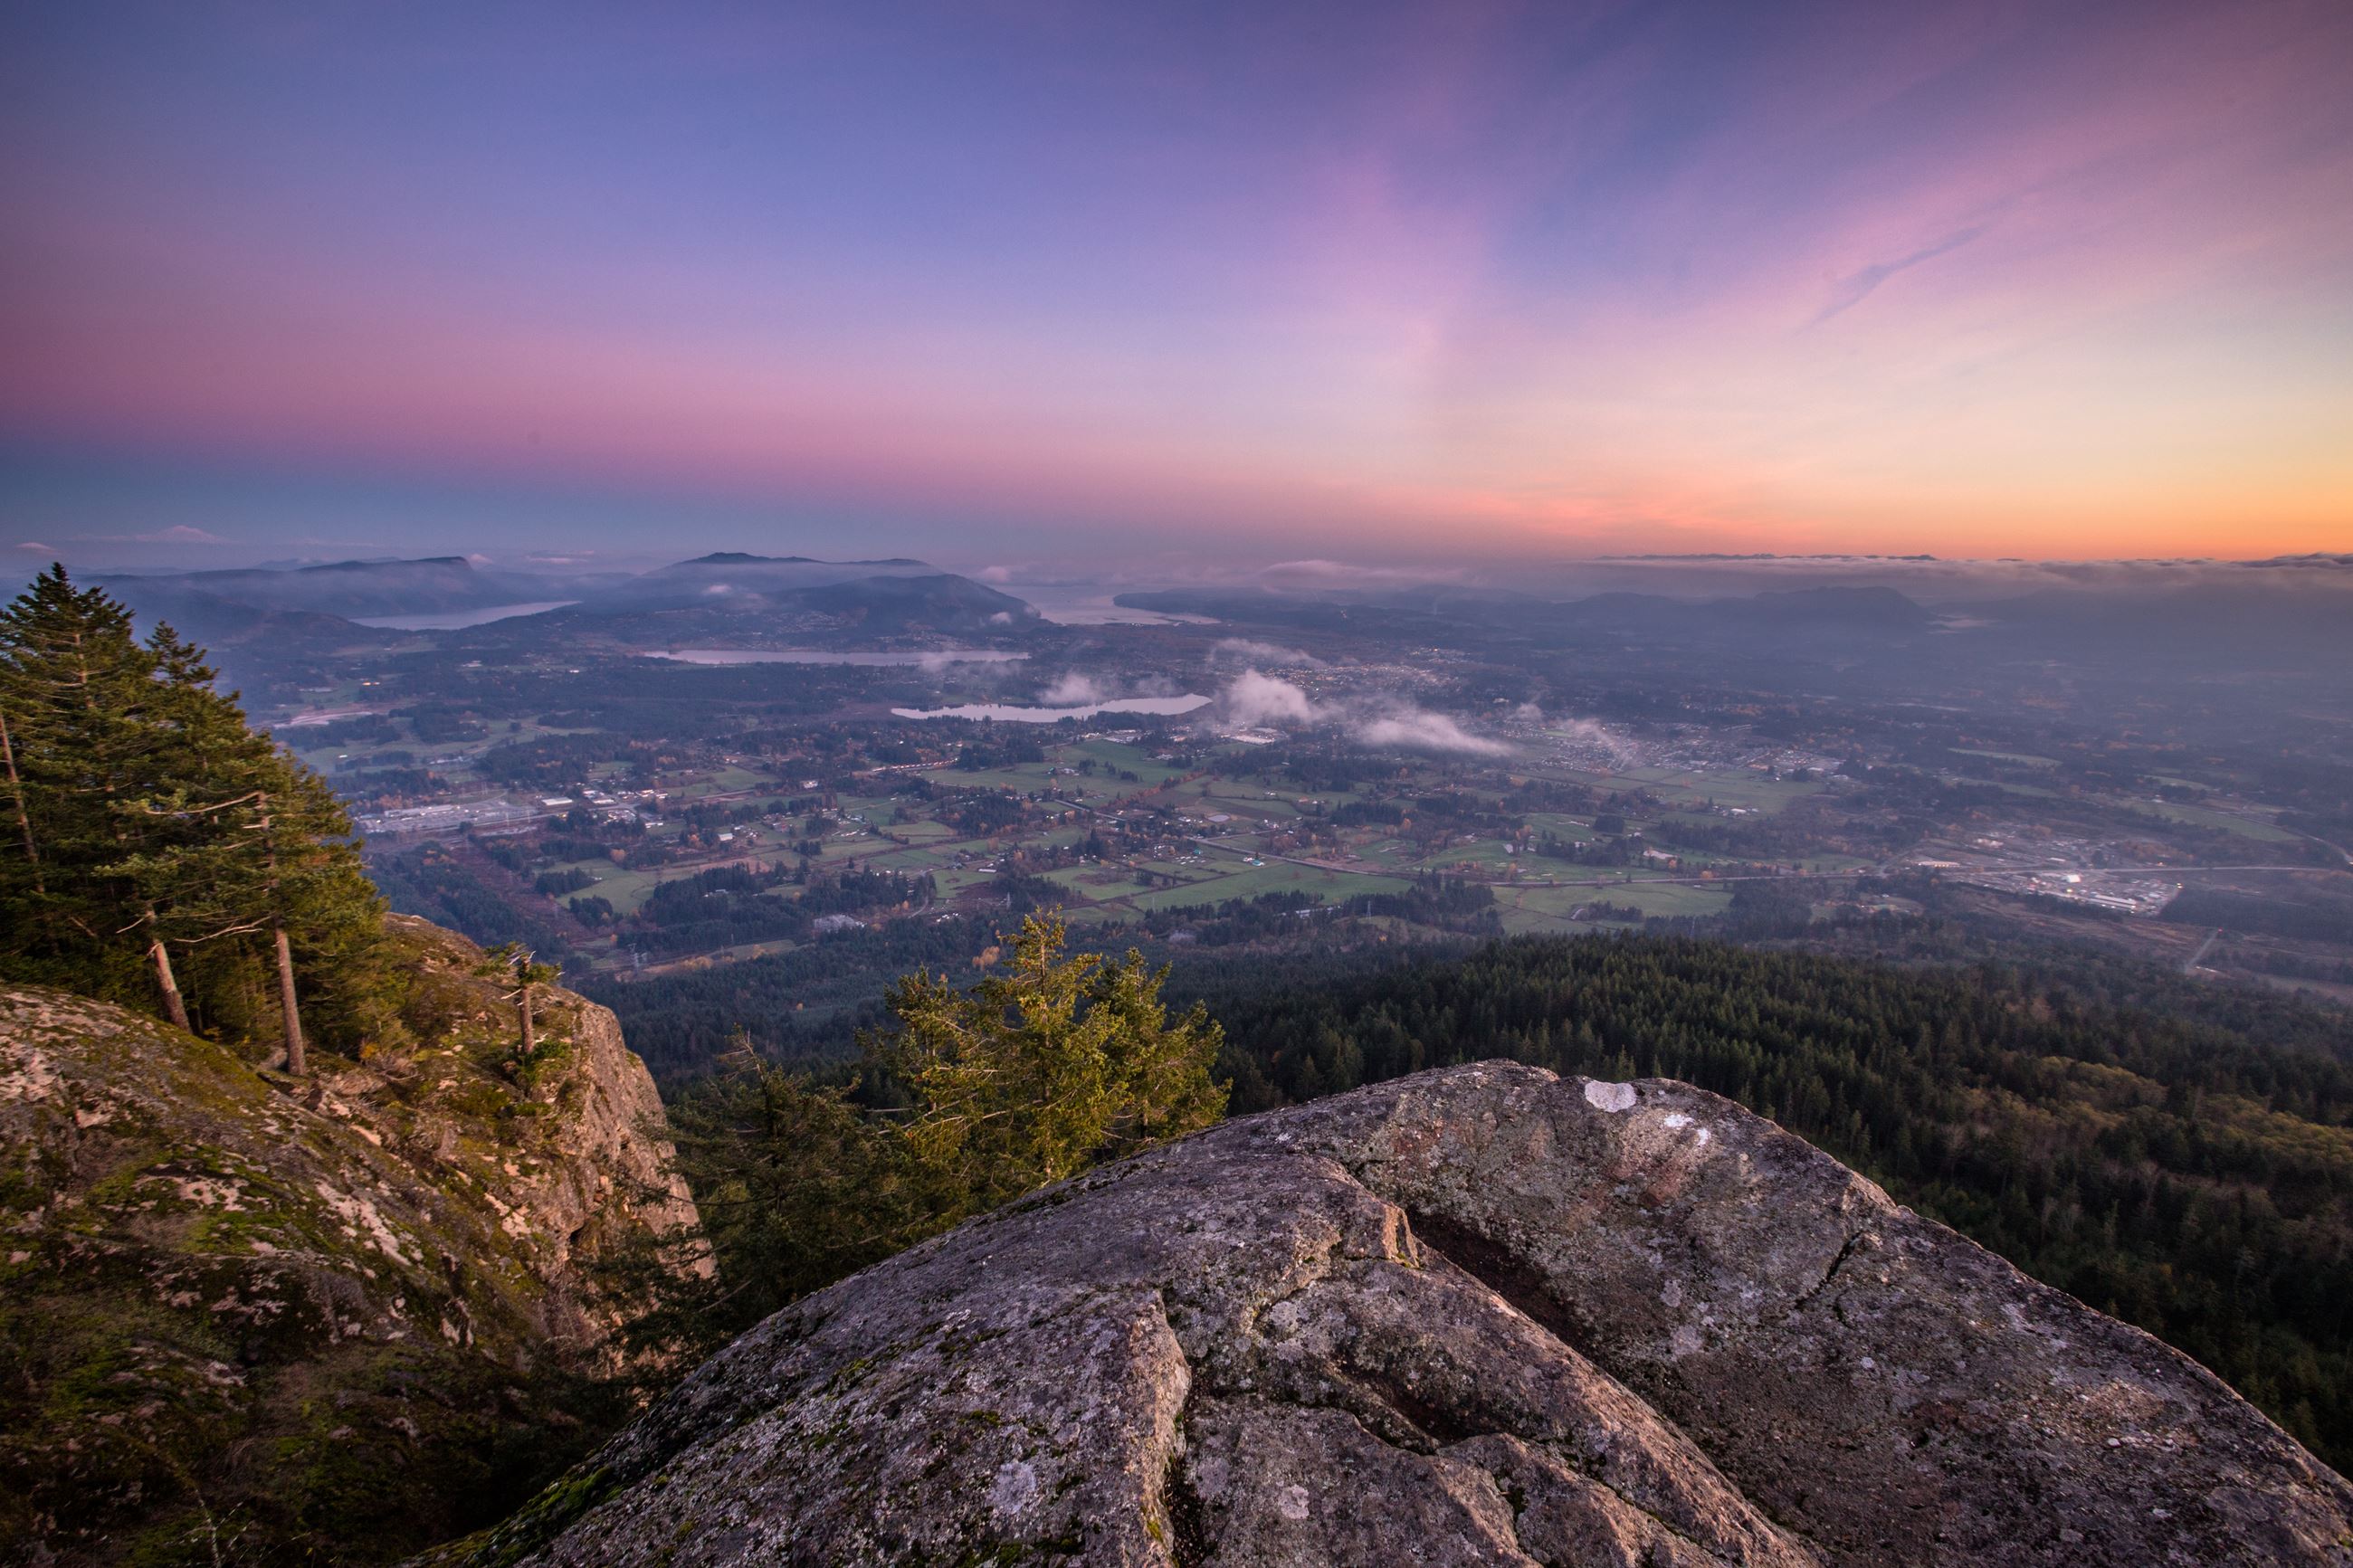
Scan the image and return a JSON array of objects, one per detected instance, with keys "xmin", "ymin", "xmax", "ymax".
[
  {"xmin": 648, "ymin": 649, "xmax": 1030, "ymax": 667},
  {"xmin": 891, "ymin": 695, "xmax": 1212, "ymax": 723},
  {"xmin": 355, "ymin": 601, "xmax": 576, "ymax": 630}
]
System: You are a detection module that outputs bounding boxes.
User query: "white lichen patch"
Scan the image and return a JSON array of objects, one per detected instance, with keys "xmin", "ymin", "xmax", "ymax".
[
  {"xmin": 0, "ymin": 1044, "xmax": 62, "ymax": 1105},
  {"xmin": 161, "ymin": 1175, "xmax": 249, "ymax": 1212},
  {"xmin": 311, "ymin": 1180, "xmax": 415, "ymax": 1266},
  {"xmin": 1584, "ymin": 1080, "xmax": 1639, "ymax": 1113},
  {"xmin": 988, "ymin": 1458, "xmax": 1040, "ymax": 1516}
]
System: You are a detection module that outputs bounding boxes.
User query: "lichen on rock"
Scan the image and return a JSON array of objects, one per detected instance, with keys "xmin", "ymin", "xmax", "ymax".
[
  {"xmin": 477, "ymin": 1062, "xmax": 2352, "ymax": 1568},
  {"xmin": 0, "ymin": 917, "xmax": 702, "ymax": 1567}
]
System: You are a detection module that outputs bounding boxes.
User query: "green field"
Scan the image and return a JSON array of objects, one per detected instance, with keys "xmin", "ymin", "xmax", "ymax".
[
  {"xmin": 1626, "ymin": 767, "xmax": 1824, "ymax": 813},
  {"xmin": 1120, "ymin": 862, "xmax": 1409, "ymax": 913},
  {"xmin": 1952, "ymin": 747, "xmax": 2058, "ymax": 767},
  {"xmin": 1043, "ymin": 865, "xmax": 1159, "ymax": 902},
  {"xmin": 2139, "ymin": 801, "xmax": 2298, "ymax": 844},
  {"xmin": 1491, "ymin": 878, "xmax": 1731, "ymax": 929}
]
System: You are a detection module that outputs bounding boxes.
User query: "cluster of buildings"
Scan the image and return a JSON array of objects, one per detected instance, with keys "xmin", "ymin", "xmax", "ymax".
[{"xmin": 354, "ymin": 799, "xmax": 536, "ymax": 838}]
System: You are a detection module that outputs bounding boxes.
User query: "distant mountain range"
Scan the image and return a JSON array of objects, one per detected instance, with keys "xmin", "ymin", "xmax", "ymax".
[
  {"xmin": 93, "ymin": 552, "xmax": 1037, "ymax": 641},
  {"xmin": 1114, "ymin": 581, "xmax": 1940, "ymax": 643},
  {"xmin": 100, "ymin": 555, "xmax": 627, "ymax": 618},
  {"xmin": 1117, "ymin": 572, "xmax": 2351, "ymax": 657}
]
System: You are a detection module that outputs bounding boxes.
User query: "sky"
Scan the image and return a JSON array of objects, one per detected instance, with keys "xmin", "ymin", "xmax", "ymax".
[{"xmin": 3, "ymin": 0, "xmax": 2350, "ymax": 575}]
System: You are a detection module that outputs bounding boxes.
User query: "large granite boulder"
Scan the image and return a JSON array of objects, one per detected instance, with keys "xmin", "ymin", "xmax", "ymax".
[{"xmin": 464, "ymin": 1062, "xmax": 2353, "ymax": 1567}]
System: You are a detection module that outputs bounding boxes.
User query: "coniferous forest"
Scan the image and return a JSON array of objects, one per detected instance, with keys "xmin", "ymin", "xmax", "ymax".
[
  {"xmin": 1187, "ymin": 934, "xmax": 2353, "ymax": 1469},
  {"xmin": 0, "ymin": 567, "xmax": 392, "ymax": 1065}
]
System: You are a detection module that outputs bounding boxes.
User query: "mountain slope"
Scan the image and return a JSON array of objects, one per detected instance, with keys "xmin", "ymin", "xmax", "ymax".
[
  {"xmin": 98, "ymin": 557, "xmax": 558, "ymax": 618},
  {"xmin": 457, "ymin": 1064, "xmax": 2350, "ymax": 1567},
  {"xmin": 555, "ymin": 554, "xmax": 1039, "ymax": 635},
  {"xmin": 0, "ymin": 917, "xmax": 701, "ymax": 1567}
]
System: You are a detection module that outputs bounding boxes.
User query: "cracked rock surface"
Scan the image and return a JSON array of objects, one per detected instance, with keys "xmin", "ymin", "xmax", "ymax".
[{"xmin": 481, "ymin": 1063, "xmax": 2353, "ymax": 1567}]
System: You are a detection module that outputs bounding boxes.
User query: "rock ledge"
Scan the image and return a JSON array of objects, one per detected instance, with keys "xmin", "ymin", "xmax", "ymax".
[{"xmin": 480, "ymin": 1062, "xmax": 2353, "ymax": 1567}]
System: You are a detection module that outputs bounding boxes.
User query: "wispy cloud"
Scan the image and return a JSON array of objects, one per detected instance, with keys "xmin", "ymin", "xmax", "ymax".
[
  {"xmin": 1209, "ymin": 637, "xmax": 1326, "ymax": 669},
  {"xmin": 79, "ymin": 526, "xmax": 234, "ymax": 546},
  {"xmin": 1810, "ymin": 224, "xmax": 1991, "ymax": 326}
]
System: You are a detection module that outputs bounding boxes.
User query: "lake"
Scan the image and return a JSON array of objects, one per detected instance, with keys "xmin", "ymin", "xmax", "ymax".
[
  {"xmin": 891, "ymin": 695, "xmax": 1212, "ymax": 723},
  {"xmin": 354, "ymin": 601, "xmax": 576, "ymax": 630},
  {"xmin": 646, "ymin": 649, "xmax": 1031, "ymax": 667}
]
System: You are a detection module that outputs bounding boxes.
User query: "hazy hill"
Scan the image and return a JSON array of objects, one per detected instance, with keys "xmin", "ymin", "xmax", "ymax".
[
  {"xmin": 583, "ymin": 552, "xmax": 936, "ymax": 608},
  {"xmin": 1115, "ymin": 582, "xmax": 1936, "ymax": 641},
  {"xmin": 536, "ymin": 554, "xmax": 1041, "ymax": 639},
  {"xmin": 96, "ymin": 556, "xmax": 577, "ymax": 619}
]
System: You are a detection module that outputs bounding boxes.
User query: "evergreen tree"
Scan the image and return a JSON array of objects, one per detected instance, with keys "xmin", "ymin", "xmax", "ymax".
[
  {"xmin": 0, "ymin": 565, "xmax": 180, "ymax": 998},
  {"xmin": 479, "ymin": 942, "xmax": 562, "ymax": 1069},
  {"xmin": 0, "ymin": 565, "xmax": 391, "ymax": 1065},
  {"xmin": 877, "ymin": 915, "xmax": 1228, "ymax": 1219},
  {"xmin": 641, "ymin": 917, "xmax": 1228, "ymax": 1358}
]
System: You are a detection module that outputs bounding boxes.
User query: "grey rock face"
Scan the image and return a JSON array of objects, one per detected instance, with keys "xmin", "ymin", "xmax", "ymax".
[
  {"xmin": 0, "ymin": 920, "xmax": 704, "ymax": 1564},
  {"xmin": 486, "ymin": 1064, "xmax": 2353, "ymax": 1567}
]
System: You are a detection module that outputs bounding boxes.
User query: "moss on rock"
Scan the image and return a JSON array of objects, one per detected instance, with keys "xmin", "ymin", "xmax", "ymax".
[{"xmin": 0, "ymin": 918, "xmax": 701, "ymax": 1568}]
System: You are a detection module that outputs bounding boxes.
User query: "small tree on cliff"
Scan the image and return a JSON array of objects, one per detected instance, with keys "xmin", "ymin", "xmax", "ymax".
[{"xmin": 478, "ymin": 942, "xmax": 562, "ymax": 1069}]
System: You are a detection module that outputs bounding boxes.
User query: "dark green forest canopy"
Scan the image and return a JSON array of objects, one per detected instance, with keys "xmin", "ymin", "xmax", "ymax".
[
  {"xmin": 1194, "ymin": 933, "xmax": 2353, "ymax": 1471},
  {"xmin": 0, "ymin": 565, "xmax": 392, "ymax": 1057}
]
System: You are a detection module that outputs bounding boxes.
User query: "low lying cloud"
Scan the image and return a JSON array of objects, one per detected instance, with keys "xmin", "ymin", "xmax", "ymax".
[
  {"xmin": 1544, "ymin": 715, "xmax": 1637, "ymax": 764},
  {"xmin": 1257, "ymin": 558, "xmax": 1472, "ymax": 589},
  {"xmin": 1221, "ymin": 669, "xmax": 1318, "ymax": 725},
  {"xmin": 1209, "ymin": 637, "xmax": 1325, "ymax": 669},
  {"xmin": 1040, "ymin": 671, "xmax": 1109, "ymax": 706},
  {"xmin": 1356, "ymin": 708, "xmax": 1510, "ymax": 755},
  {"xmin": 1215, "ymin": 670, "xmax": 1508, "ymax": 755}
]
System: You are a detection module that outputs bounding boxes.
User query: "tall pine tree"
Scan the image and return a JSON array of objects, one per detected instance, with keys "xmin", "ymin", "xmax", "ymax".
[{"xmin": 0, "ymin": 565, "xmax": 392, "ymax": 1066}]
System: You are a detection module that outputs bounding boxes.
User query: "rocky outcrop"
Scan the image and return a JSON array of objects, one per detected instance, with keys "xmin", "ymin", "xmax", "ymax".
[
  {"xmin": 0, "ymin": 917, "xmax": 702, "ymax": 1566},
  {"xmin": 474, "ymin": 1062, "xmax": 2352, "ymax": 1567}
]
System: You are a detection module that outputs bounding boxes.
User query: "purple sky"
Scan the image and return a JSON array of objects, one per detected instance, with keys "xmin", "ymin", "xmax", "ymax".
[{"xmin": 5, "ymin": 1, "xmax": 2350, "ymax": 575}]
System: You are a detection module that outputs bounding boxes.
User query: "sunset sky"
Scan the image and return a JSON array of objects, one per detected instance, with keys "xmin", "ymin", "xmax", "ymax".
[{"xmin": 4, "ymin": 0, "xmax": 2349, "ymax": 572}]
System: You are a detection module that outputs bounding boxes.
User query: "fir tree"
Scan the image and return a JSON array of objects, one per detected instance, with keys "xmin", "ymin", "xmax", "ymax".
[{"xmin": 0, "ymin": 565, "xmax": 392, "ymax": 1065}]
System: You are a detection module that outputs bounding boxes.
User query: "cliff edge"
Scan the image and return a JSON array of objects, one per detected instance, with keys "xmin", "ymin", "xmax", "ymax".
[
  {"xmin": 469, "ymin": 1061, "xmax": 2350, "ymax": 1567},
  {"xmin": 0, "ymin": 916, "xmax": 702, "ymax": 1566}
]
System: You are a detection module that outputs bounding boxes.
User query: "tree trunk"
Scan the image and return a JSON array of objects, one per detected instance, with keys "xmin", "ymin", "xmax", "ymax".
[
  {"xmin": 273, "ymin": 921, "xmax": 307, "ymax": 1077},
  {"xmin": 0, "ymin": 704, "xmax": 41, "ymax": 889},
  {"xmin": 147, "ymin": 908, "xmax": 191, "ymax": 1032},
  {"xmin": 518, "ymin": 980, "xmax": 536, "ymax": 1061}
]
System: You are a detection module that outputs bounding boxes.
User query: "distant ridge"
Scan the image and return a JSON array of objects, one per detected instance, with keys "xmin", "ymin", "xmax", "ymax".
[{"xmin": 680, "ymin": 552, "xmax": 928, "ymax": 567}]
